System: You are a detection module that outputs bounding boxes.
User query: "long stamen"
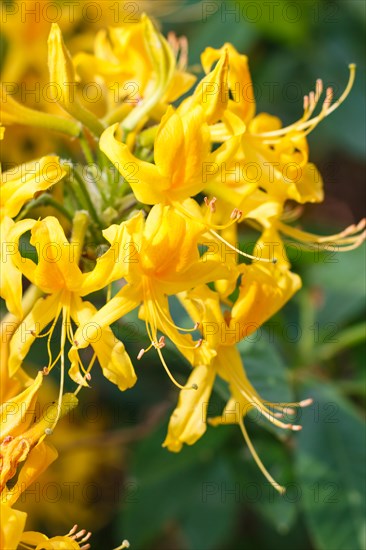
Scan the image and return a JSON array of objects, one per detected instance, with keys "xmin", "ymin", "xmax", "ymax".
[
  {"xmin": 172, "ymin": 199, "xmax": 276, "ymax": 263},
  {"xmin": 210, "ymin": 229, "xmax": 277, "ymax": 264},
  {"xmin": 45, "ymin": 305, "xmax": 62, "ymax": 371},
  {"xmin": 47, "ymin": 306, "xmax": 67, "ymax": 433},
  {"xmin": 277, "ymin": 218, "xmax": 366, "ymax": 250},
  {"xmin": 229, "ymin": 369, "xmax": 302, "ymax": 430},
  {"xmin": 152, "ymin": 292, "xmax": 200, "ymax": 333},
  {"xmin": 156, "ymin": 345, "xmax": 195, "ymax": 390},
  {"xmin": 139, "ymin": 294, "xmax": 197, "ymax": 391},
  {"xmin": 255, "ymin": 64, "xmax": 356, "ymax": 140},
  {"xmin": 239, "ymin": 418, "xmax": 285, "ymax": 494}
]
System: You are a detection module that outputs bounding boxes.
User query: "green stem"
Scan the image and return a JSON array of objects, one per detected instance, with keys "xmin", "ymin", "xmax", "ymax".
[
  {"xmin": 79, "ymin": 132, "xmax": 95, "ymax": 165},
  {"xmin": 72, "ymin": 170, "xmax": 101, "ymax": 229},
  {"xmin": 16, "ymin": 194, "xmax": 73, "ymax": 222}
]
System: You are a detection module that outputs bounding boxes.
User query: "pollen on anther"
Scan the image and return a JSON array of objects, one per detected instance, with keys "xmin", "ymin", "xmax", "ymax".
[
  {"xmin": 194, "ymin": 338, "xmax": 203, "ymax": 348},
  {"xmin": 299, "ymin": 398, "xmax": 313, "ymax": 407},
  {"xmin": 137, "ymin": 349, "xmax": 145, "ymax": 360},
  {"xmin": 292, "ymin": 425, "xmax": 302, "ymax": 432},
  {"xmin": 230, "ymin": 208, "xmax": 242, "ymax": 220},
  {"xmin": 42, "ymin": 367, "xmax": 50, "ymax": 375},
  {"xmin": 85, "ymin": 373, "xmax": 92, "ymax": 381},
  {"xmin": 204, "ymin": 196, "xmax": 217, "ymax": 213}
]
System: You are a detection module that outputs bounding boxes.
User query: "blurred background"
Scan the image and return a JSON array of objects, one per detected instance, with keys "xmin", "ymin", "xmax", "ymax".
[{"xmin": 1, "ymin": 1, "xmax": 365, "ymax": 549}]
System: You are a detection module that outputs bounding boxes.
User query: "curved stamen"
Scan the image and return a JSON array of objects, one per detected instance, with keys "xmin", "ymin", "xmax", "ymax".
[
  {"xmin": 139, "ymin": 293, "xmax": 197, "ymax": 391},
  {"xmin": 238, "ymin": 418, "xmax": 285, "ymax": 494},
  {"xmin": 253, "ymin": 64, "xmax": 356, "ymax": 141},
  {"xmin": 211, "ymin": 229, "xmax": 277, "ymax": 264}
]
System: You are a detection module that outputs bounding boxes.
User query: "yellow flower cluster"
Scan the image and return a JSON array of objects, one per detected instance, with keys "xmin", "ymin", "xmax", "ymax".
[{"xmin": 1, "ymin": 12, "xmax": 364, "ymax": 547}]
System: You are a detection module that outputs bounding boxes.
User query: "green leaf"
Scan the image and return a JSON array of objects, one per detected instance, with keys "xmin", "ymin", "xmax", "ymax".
[
  {"xmin": 294, "ymin": 381, "xmax": 366, "ymax": 550},
  {"xmin": 302, "ymin": 245, "xmax": 366, "ymax": 327},
  {"xmin": 228, "ymin": 435, "xmax": 298, "ymax": 535},
  {"xmin": 119, "ymin": 419, "xmax": 236, "ymax": 548},
  {"xmin": 237, "ymin": 332, "xmax": 294, "ymax": 404}
]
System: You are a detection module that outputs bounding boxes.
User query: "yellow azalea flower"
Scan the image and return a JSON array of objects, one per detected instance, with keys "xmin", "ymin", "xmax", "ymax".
[
  {"xmin": 100, "ymin": 105, "xmax": 239, "ymax": 205},
  {"xmin": 167, "ymin": 283, "xmax": 311, "ymax": 493},
  {"xmin": 69, "ymin": 204, "xmax": 232, "ymax": 389},
  {"xmin": 73, "ymin": 16, "xmax": 195, "ymax": 126},
  {"xmin": 19, "ymin": 378, "xmax": 124, "ymax": 534},
  {"xmin": 205, "ymin": 46, "xmax": 356, "ymax": 212},
  {"xmin": 7, "ymin": 214, "xmax": 136, "ymax": 392},
  {"xmin": 1, "ymin": 507, "xmax": 91, "ymax": 549},
  {"xmin": 1, "ymin": 216, "xmax": 31, "ymax": 320},
  {"xmin": 0, "ymin": 370, "xmax": 88, "ymax": 547},
  {"xmin": 208, "ymin": 345, "xmax": 312, "ymax": 494}
]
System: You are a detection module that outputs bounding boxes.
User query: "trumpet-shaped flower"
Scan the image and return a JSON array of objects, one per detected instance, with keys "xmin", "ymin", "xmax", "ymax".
[
  {"xmin": 7, "ymin": 214, "xmax": 136, "ymax": 392},
  {"xmin": 100, "ymin": 103, "xmax": 240, "ymax": 206},
  {"xmin": 70, "ymin": 204, "xmax": 233, "ymax": 389},
  {"xmin": 73, "ymin": 16, "xmax": 195, "ymax": 126},
  {"xmin": 163, "ymin": 245, "xmax": 303, "ymax": 492}
]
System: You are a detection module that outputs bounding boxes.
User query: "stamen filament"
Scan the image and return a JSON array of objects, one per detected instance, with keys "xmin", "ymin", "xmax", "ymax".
[
  {"xmin": 239, "ymin": 418, "xmax": 285, "ymax": 495},
  {"xmin": 74, "ymin": 353, "xmax": 97, "ymax": 396},
  {"xmin": 48, "ymin": 306, "xmax": 67, "ymax": 432},
  {"xmin": 210, "ymin": 229, "xmax": 277, "ymax": 264},
  {"xmin": 252, "ymin": 64, "xmax": 356, "ymax": 140}
]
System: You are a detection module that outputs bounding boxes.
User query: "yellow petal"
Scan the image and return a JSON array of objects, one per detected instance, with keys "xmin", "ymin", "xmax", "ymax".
[
  {"xmin": 0, "ymin": 217, "xmax": 24, "ymax": 319},
  {"xmin": 0, "ymin": 504, "xmax": 27, "ymax": 549},
  {"xmin": 1, "ymin": 156, "xmax": 66, "ymax": 219},
  {"xmin": 69, "ymin": 296, "xmax": 137, "ymax": 391},
  {"xmin": 70, "ymin": 284, "xmax": 141, "ymax": 351},
  {"xmin": 4, "ymin": 441, "xmax": 58, "ymax": 507},
  {"xmin": 231, "ymin": 262, "xmax": 301, "ymax": 338},
  {"xmin": 202, "ymin": 44, "xmax": 255, "ymax": 123},
  {"xmin": 0, "ymin": 371, "xmax": 43, "ymax": 442},
  {"xmin": 180, "ymin": 50, "xmax": 229, "ymax": 124},
  {"xmin": 99, "ymin": 123, "xmax": 167, "ymax": 204},
  {"xmin": 29, "ymin": 217, "xmax": 83, "ymax": 293},
  {"xmin": 48, "ymin": 24, "xmax": 104, "ymax": 136},
  {"xmin": 163, "ymin": 364, "xmax": 216, "ymax": 451}
]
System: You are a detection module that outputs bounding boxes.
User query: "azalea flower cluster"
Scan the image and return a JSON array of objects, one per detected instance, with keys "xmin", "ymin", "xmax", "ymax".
[{"xmin": 1, "ymin": 12, "xmax": 365, "ymax": 548}]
